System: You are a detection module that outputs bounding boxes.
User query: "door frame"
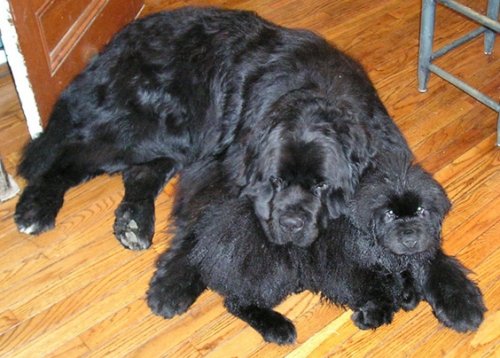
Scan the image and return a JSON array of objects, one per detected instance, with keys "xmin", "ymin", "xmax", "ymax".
[
  {"xmin": 0, "ymin": 0, "xmax": 43, "ymax": 138},
  {"xmin": 0, "ymin": 0, "xmax": 144, "ymax": 139}
]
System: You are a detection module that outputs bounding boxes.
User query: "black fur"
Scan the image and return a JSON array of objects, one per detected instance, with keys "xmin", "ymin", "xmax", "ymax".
[
  {"xmin": 14, "ymin": 6, "xmax": 404, "ymax": 248},
  {"xmin": 147, "ymin": 155, "xmax": 485, "ymax": 344}
]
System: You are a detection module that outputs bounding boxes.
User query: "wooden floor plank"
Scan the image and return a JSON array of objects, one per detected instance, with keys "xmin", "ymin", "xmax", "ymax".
[
  {"xmin": 5, "ymin": 265, "xmax": 153, "ymax": 357},
  {"xmin": 46, "ymin": 337, "xmax": 91, "ymax": 358}
]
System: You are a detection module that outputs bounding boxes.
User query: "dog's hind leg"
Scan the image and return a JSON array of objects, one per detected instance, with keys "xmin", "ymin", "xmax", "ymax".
[
  {"xmin": 114, "ymin": 158, "xmax": 178, "ymax": 250},
  {"xmin": 18, "ymin": 101, "xmax": 72, "ymax": 182},
  {"xmin": 15, "ymin": 150, "xmax": 99, "ymax": 235},
  {"xmin": 147, "ymin": 234, "xmax": 206, "ymax": 318},
  {"xmin": 224, "ymin": 300, "xmax": 297, "ymax": 345}
]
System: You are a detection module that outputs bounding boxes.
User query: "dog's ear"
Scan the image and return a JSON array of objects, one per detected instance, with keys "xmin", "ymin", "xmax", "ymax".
[
  {"xmin": 348, "ymin": 189, "xmax": 376, "ymax": 231},
  {"xmin": 431, "ymin": 180, "xmax": 452, "ymax": 218},
  {"xmin": 322, "ymin": 141, "xmax": 359, "ymax": 219},
  {"xmin": 320, "ymin": 105, "xmax": 375, "ymax": 220},
  {"xmin": 409, "ymin": 164, "xmax": 452, "ymax": 220},
  {"xmin": 432, "ymin": 185, "xmax": 452, "ymax": 219},
  {"xmin": 331, "ymin": 101, "xmax": 376, "ymax": 180},
  {"xmin": 240, "ymin": 181, "xmax": 274, "ymax": 220},
  {"xmin": 346, "ymin": 164, "xmax": 384, "ymax": 231},
  {"xmin": 326, "ymin": 188, "xmax": 349, "ymax": 219}
]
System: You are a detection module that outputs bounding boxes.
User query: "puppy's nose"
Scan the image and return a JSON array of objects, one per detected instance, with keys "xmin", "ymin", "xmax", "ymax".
[
  {"xmin": 402, "ymin": 236, "xmax": 418, "ymax": 248},
  {"xmin": 279, "ymin": 215, "xmax": 304, "ymax": 233}
]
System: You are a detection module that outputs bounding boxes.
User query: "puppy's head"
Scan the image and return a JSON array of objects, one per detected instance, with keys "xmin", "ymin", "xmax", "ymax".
[
  {"xmin": 351, "ymin": 155, "xmax": 451, "ymax": 255},
  {"xmin": 236, "ymin": 97, "xmax": 373, "ymax": 247}
]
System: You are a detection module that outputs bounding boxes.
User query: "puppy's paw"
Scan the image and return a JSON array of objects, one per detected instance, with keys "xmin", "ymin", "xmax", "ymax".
[
  {"xmin": 114, "ymin": 200, "xmax": 154, "ymax": 250},
  {"xmin": 260, "ymin": 314, "xmax": 297, "ymax": 345},
  {"xmin": 352, "ymin": 301, "xmax": 394, "ymax": 330},
  {"xmin": 15, "ymin": 187, "xmax": 60, "ymax": 235},
  {"xmin": 400, "ymin": 287, "xmax": 421, "ymax": 312},
  {"xmin": 147, "ymin": 280, "xmax": 198, "ymax": 319},
  {"xmin": 430, "ymin": 280, "xmax": 486, "ymax": 332}
]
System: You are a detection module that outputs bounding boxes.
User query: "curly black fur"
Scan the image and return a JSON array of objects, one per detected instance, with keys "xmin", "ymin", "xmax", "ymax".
[{"xmin": 147, "ymin": 155, "xmax": 485, "ymax": 344}]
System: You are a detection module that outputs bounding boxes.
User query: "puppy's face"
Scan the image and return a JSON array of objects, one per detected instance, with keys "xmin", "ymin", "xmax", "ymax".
[
  {"xmin": 353, "ymin": 160, "xmax": 451, "ymax": 256},
  {"xmin": 375, "ymin": 191, "xmax": 438, "ymax": 255}
]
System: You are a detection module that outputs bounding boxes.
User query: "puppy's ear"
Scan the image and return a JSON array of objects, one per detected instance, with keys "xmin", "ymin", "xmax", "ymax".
[
  {"xmin": 433, "ymin": 183, "xmax": 452, "ymax": 218},
  {"xmin": 240, "ymin": 181, "xmax": 274, "ymax": 220},
  {"xmin": 409, "ymin": 164, "xmax": 452, "ymax": 219}
]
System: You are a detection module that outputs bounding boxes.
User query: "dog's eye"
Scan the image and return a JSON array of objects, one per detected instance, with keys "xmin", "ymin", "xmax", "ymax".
[
  {"xmin": 270, "ymin": 176, "xmax": 284, "ymax": 190},
  {"xmin": 385, "ymin": 210, "xmax": 396, "ymax": 222},
  {"xmin": 416, "ymin": 206, "xmax": 427, "ymax": 217},
  {"xmin": 312, "ymin": 182, "xmax": 329, "ymax": 196}
]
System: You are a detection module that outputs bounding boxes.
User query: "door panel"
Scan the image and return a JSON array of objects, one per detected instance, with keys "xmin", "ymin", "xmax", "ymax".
[{"xmin": 7, "ymin": 0, "xmax": 144, "ymax": 126}]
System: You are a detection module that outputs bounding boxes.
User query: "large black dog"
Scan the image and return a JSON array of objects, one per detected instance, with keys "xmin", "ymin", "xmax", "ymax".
[
  {"xmin": 14, "ymin": 7, "xmax": 406, "ymax": 249},
  {"xmin": 147, "ymin": 156, "xmax": 485, "ymax": 344}
]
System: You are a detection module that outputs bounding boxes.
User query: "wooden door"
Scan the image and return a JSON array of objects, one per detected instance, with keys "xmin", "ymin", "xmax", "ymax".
[{"xmin": 2, "ymin": 0, "xmax": 144, "ymax": 132}]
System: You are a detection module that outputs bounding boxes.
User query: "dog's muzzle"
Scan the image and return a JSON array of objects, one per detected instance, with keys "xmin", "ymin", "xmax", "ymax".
[{"xmin": 279, "ymin": 213, "xmax": 305, "ymax": 233}]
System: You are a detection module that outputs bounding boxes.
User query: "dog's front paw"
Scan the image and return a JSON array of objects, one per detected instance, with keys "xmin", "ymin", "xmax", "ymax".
[
  {"xmin": 114, "ymin": 200, "xmax": 154, "ymax": 250},
  {"xmin": 430, "ymin": 280, "xmax": 485, "ymax": 332},
  {"xmin": 351, "ymin": 301, "xmax": 394, "ymax": 330},
  {"xmin": 147, "ymin": 279, "xmax": 198, "ymax": 319},
  {"xmin": 260, "ymin": 313, "xmax": 297, "ymax": 345},
  {"xmin": 225, "ymin": 303, "xmax": 297, "ymax": 345},
  {"xmin": 15, "ymin": 187, "xmax": 61, "ymax": 235}
]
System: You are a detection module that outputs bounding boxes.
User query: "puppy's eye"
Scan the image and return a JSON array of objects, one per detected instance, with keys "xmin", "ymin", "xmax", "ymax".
[
  {"xmin": 416, "ymin": 206, "xmax": 427, "ymax": 217},
  {"xmin": 385, "ymin": 210, "xmax": 396, "ymax": 222},
  {"xmin": 312, "ymin": 182, "xmax": 329, "ymax": 196},
  {"xmin": 270, "ymin": 176, "xmax": 284, "ymax": 190}
]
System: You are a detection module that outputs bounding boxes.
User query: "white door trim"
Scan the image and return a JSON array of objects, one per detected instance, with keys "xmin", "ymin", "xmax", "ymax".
[{"xmin": 0, "ymin": 0, "xmax": 43, "ymax": 138}]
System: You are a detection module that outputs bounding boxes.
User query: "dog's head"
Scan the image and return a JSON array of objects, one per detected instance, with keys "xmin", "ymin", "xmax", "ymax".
[
  {"xmin": 231, "ymin": 93, "xmax": 373, "ymax": 247},
  {"xmin": 351, "ymin": 155, "xmax": 451, "ymax": 255}
]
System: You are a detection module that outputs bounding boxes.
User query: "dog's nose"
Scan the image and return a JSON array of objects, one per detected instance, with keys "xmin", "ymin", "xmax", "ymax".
[
  {"xmin": 279, "ymin": 215, "xmax": 304, "ymax": 232},
  {"xmin": 402, "ymin": 236, "xmax": 418, "ymax": 248}
]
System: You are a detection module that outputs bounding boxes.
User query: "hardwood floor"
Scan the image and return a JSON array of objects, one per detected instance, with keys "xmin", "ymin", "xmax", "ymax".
[{"xmin": 0, "ymin": 0, "xmax": 498, "ymax": 356}]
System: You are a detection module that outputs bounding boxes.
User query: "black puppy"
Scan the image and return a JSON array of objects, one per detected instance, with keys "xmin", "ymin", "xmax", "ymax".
[
  {"xmin": 16, "ymin": 6, "xmax": 390, "ymax": 249},
  {"xmin": 332, "ymin": 154, "xmax": 485, "ymax": 332},
  {"xmin": 344, "ymin": 155, "xmax": 486, "ymax": 332},
  {"xmin": 147, "ymin": 156, "xmax": 485, "ymax": 344}
]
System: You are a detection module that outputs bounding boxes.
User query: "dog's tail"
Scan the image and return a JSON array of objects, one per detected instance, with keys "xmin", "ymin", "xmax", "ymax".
[{"xmin": 18, "ymin": 100, "xmax": 70, "ymax": 181}]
